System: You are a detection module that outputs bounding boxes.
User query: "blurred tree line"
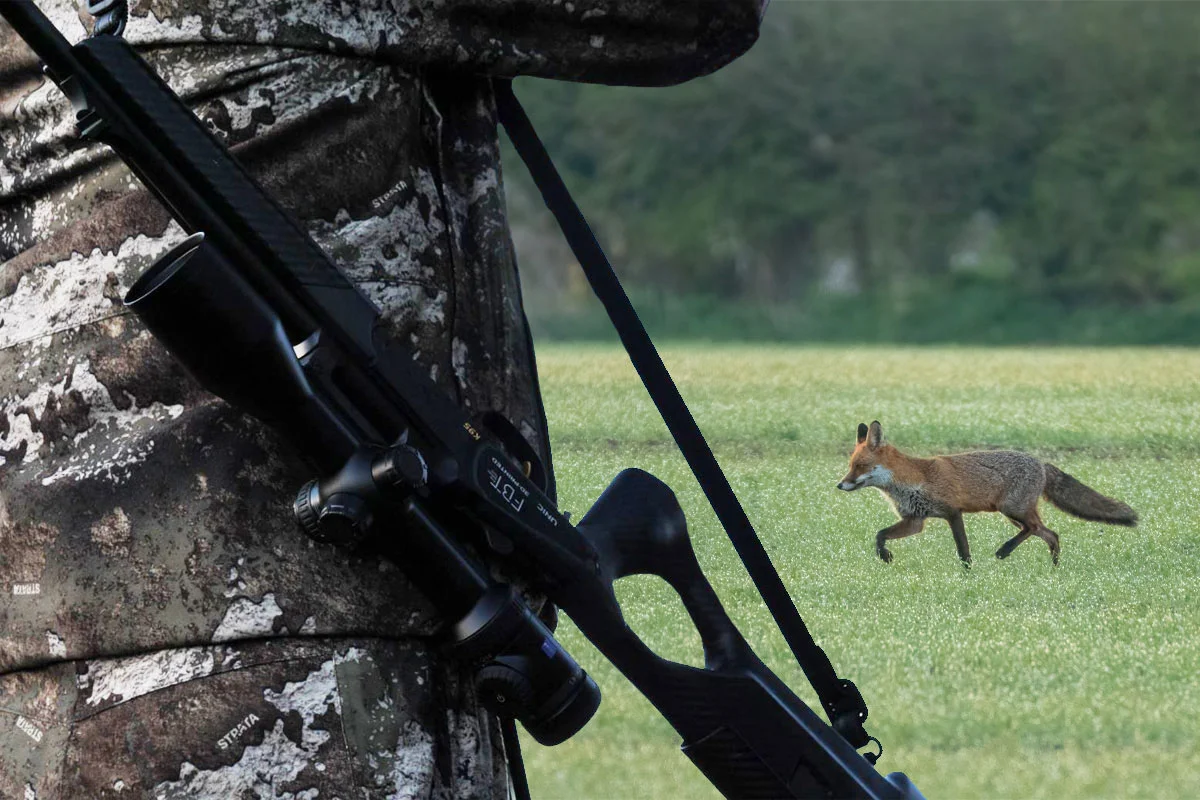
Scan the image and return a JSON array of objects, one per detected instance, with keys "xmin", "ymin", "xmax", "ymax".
[{"xmin": 504, "ymin": 1, "xmax": 1200, "ymax": 343}]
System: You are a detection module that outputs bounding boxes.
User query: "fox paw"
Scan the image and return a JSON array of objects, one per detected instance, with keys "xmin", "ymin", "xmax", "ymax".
[{"xmin": 876, "ymin": 547, "xmax": 893, "ymax": 564}]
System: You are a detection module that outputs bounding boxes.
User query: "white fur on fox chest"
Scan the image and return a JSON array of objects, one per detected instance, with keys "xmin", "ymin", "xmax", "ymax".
[{"xmin": 878, "ymin": 482, "xmax": 948, "ymax": 519}]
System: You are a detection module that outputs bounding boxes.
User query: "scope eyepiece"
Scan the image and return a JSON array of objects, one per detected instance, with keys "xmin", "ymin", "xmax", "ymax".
[{"xmin": 452, "ymin": 585, "xmax": 600, "ymax": 746}]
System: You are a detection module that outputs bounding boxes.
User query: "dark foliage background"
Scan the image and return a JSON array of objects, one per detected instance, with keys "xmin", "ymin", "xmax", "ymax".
[{"xmin": 503, "ymin": 1, "xmax": 1200, "ymax": 343}]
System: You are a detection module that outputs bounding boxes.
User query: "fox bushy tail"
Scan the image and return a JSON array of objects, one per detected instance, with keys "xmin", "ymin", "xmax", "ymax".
[{"xmin": 1043, "ymin": 464, "xmax": 1138, "ymax": 526}]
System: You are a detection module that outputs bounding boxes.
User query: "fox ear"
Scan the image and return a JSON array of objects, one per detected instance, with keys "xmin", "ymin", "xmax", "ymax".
[
  {"xmin": 867, "ymin": 420, "xmax": 883, "ymax": 448},
  {"xmin": 856, "ymin": 423, "xmax": 869, "ymax": 444}
]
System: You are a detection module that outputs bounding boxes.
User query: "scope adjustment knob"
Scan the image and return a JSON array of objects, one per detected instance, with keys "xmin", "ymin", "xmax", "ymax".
[
  {"xmin": 372, "ymin": 444, "xmax": 429, "ymax": 491},
  {"xmin": 293, "ymin": 480, "xmax": 322, "ymax": 540},
  {"xmin": 315, "ymin": 492, "xmax": 374, "ymax": 547},
  {"xmin": 475, "ymin": 662, "xmax": 536, "ymax": 718}
]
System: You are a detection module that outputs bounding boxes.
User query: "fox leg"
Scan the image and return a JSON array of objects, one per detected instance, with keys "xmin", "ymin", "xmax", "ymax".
[
  {"xmin": 947, "ymin": 513, "xmax": 971, "ymax": 567},
  {"xmin": 998, "ymin": 506, "xmax": 1060, "ymax": 564},
  {"xmin": 997, "ymin": 503, "xmax": 1039, "ymax": 559},
  {"xmin": 876, "ymin": 517, "xmax": 925, "ymax": 563},
  {"xmin": 1014, "ymin": 505, "xmax": 1063, "ymax": 565},
  {"xmin": 996, "ymin": 527, "xmax": 1031, "ymax": 559},
  {"xmin": 1032, "ymin": 525, "xmax": 1062, "ymax": 566}
]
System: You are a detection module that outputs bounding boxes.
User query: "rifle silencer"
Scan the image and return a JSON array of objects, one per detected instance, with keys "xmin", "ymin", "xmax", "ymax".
[{"xmin": 124, "ymin": 232, "xmax": 356, "ymax": 461}]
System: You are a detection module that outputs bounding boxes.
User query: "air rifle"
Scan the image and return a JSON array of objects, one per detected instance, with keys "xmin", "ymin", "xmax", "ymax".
[{"xmin": 1, "ymin": 3, "xmax": 923, "ymax": 797}]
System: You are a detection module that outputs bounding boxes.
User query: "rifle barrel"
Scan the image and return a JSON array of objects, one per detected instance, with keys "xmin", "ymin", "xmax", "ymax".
[{"xmin": 1, "ymin": 2, "xmax": 79, "ymax": 79}]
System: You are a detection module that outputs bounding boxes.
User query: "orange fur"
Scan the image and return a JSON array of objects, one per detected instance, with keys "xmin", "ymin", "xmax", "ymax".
[{"xmin": 837, "ymin": 420, "xmax": 1136, "ymax": 566}]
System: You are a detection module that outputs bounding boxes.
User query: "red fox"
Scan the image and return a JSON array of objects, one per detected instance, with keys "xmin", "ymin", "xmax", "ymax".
[{"xmin": 837, "ymin": 421, "xmax": 1137, "ymax": 566}]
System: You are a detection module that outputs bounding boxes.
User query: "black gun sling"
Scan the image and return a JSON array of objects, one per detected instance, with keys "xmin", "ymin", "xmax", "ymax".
[{"xmin": 493, "ymin": 79, "xmax": 875, "ymax": 757}]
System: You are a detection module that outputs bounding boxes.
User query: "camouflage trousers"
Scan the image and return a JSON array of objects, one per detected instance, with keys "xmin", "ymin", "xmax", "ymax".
[{"xmin": 0, "ymin": 638, "xmax": 507, "ymax": 799}]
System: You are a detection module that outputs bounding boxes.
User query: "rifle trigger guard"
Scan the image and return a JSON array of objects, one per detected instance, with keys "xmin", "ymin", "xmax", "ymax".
[{"xmin": 863, "ymin": 736, "xmax": 883, "ymax": 766}]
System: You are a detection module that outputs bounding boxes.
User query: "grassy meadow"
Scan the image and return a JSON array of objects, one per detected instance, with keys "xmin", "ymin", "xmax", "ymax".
[{"xmin": 518, "ymin": 345, "xmax": 1200, "ymax": 799}]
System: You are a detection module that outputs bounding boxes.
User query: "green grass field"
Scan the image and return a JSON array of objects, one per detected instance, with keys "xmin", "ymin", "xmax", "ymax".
[{"xmin": 517, "ymin": 345, "xmax": 1200, "ymax": 800}]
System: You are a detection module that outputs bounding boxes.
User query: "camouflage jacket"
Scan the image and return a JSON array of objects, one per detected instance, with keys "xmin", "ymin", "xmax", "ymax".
[{"xmin": 0, "ymin": 0, "xmax": 761, "ymax": 796}]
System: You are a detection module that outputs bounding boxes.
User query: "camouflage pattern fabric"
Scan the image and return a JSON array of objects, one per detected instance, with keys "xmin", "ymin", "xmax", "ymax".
[
  {"xmin": 1, "ymin": 638, "xmax": 503, "ymax": 799},
  {"xmin": 0, "ymin": 1, "xmax": 763, "ymax": 797}
]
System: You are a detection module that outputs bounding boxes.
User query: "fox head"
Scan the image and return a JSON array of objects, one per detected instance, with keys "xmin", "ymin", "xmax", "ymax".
[{"xmin": 837, "ymin": 420, "xmax": 893, "ymax": 491}]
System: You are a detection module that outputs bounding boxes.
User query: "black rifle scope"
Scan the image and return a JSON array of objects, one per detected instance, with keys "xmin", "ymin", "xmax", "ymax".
[{"xmin": 127, "ymin": 232, "xmax": 601, "ymax": 745}]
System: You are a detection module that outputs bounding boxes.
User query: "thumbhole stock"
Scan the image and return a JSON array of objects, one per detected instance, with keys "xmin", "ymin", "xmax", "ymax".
[{"xmin": 613, "ymin": 574, "xmax": 705, "ymax": 669}]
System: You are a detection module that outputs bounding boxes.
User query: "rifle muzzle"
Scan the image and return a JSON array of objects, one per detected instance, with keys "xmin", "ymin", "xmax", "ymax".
[{"xmin": 124, "ymin": 232, "xmax": 353, "ymax": 458}]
